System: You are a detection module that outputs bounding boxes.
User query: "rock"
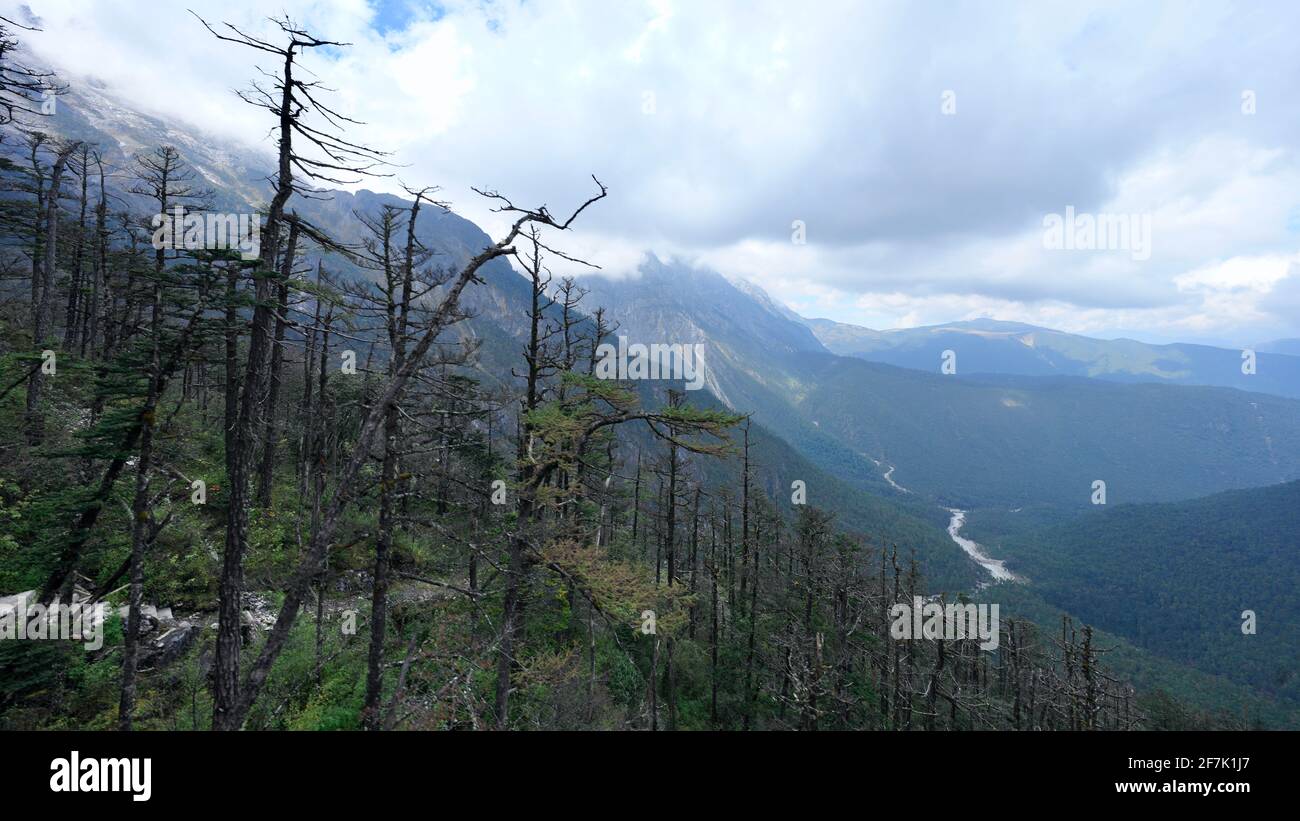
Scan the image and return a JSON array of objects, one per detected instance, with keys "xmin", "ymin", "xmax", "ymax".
[
  {"xmin": 113, "ymin": 603, "xmax": 178, "ymax": 638},
  {"xmin": 240, "ymin": 610, "xmax": 259, "ymax": 642},
  {"xmin": 139, "ymin": 622, "xmax": 199, "ymax": 670}
]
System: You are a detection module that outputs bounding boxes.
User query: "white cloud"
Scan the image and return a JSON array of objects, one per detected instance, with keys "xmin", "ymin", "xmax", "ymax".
[{"xmin": 12, "ymin": 0, "xmax": 1300, "ymax": 344}]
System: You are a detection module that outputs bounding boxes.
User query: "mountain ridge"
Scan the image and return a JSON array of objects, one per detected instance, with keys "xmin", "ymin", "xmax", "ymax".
[{"xmin": 798, "ymin": 312, "xmax": 1300, "ymax": 399}]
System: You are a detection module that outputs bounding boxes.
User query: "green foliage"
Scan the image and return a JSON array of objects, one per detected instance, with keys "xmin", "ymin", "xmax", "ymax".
[
  {"xmin": 985, "ymin": 481, "xmax": 1300, "ymax": 715},
  {"xmin": 790, "ymin": 359, "xmax": 1300, "ymax": 510}
]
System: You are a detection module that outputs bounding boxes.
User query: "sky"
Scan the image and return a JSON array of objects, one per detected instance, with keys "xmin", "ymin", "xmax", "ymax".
[{"xmin": 11, "ymin": 0, "xmax": 1300, "ymax": 347}]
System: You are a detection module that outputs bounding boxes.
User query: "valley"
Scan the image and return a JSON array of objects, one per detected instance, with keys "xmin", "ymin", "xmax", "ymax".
[{"xmin": 1, "ymin": 21, "xmax": 1296, "ymax": 733}]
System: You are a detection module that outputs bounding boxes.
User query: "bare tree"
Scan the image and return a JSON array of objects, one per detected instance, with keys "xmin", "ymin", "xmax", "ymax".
[
  {"xmin": 194, "ymin": 13, "xmax": 392, "ymax": 728},
  {"xmin": 0, "ymin": 16, "xmax": 65, "ymax": 126},
  {"xmin": 24, "ymin": 137, "xmax": 81, "ymax": 443}
]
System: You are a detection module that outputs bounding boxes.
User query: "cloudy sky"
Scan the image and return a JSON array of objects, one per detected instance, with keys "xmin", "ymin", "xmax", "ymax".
[{"xmin": 13, "ymin": 0, "xmax": 1300, "ymax": 346}]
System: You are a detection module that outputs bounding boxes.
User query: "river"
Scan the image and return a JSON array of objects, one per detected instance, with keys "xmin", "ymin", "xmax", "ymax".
[
  {"xmin": 945, "ymin": 508, "xmax": 1018, "ymax": 583},
  {"xmin": 868, "ymin": 456, "xmax": 1019, "ymax": 585}
]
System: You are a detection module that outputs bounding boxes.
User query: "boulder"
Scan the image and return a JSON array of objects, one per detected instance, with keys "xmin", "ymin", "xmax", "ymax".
[{"xmin": 139, "ymin": 622, "xmax": 199, "ymax": 670}]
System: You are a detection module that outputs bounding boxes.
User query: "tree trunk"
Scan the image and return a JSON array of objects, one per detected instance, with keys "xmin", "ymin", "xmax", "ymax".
[
  {"xmin": 255, "ymin": 222, "xmax": 298, "ymax": 507},
  {"xmin": 118, "ymin": 270, "xmax": 163, "ymax": 731}
]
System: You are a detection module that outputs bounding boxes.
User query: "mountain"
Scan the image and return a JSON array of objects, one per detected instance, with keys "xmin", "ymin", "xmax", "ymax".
[
  {"xmin": 580, "ymin": 263, "xmax": 1300, "ymax": 511},
  {"xmin": 1260, "ymin": 338, "xmax": 1300, "ymax": 357},
  {"xmin": 39, "ymin": 68, "xmax": 273, "ymax": 214},
  {"xmin": 803, "ymin": 316, "xmax": 1300, "ymax": 400},
  {"xmin": 575, "ymin": 255, "xmax": 828, "ymax": 405},
  {"xmin": 976, "ymin": 480, "xmax": 1300, "ymax": 710},
  {"xmin": 788, "ymin": 360, "xmax": 1300, "ymax": 509}
]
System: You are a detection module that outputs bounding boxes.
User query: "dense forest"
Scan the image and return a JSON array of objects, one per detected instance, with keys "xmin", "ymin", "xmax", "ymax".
[
  {"xmin": 0, "ymin": 14, "xmax": 1263, "ymax": 732},
  {"xmin": 977, "ymin": 482, "xmax": 1300, "ymax": 709}
]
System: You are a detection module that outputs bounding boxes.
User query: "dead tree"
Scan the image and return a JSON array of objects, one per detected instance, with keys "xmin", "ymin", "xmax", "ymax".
[
  {"xmin": 24, "ymin": 137, "xmax": 81, "ymax": 443},
  {"xmin": 195, "ymin": 12, "xmax": 391, "ymax": 729},
  {"xmin": 225, "ymin": 178, "xmax": 607, "ymax": 730},
  {"xmin": 0, "ymin": 16, "xmax": 65, "ymax": 126}
]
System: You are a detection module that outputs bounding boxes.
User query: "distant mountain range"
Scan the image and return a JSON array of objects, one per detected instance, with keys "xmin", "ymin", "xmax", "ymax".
[
  {"xmin": 803, "ymin": 316, "xmax": 1300, "ymax": 400},
  {"xmin": 1260, "ymin": 338, "xmax": 1300, "ymax": 357},
  {"xmin": 577, "ymin": 262, "xmax": 1300, "ymax": 511}
]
